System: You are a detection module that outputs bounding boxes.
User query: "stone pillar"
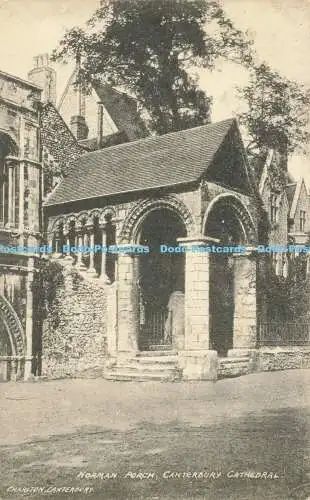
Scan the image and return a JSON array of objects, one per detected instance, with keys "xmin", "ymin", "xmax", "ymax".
[
  {"xmin": 6, "ymin": 161, "xmax": 15, "ymax": 228},
  {"xmin": 229, "ymin": 249, "xmax": 257, "ymax": 356},
  {"xmin": 99, "ymin": 222, "xmax": 112, "ymax": 283},
  {"xmin": 24, "ymin": 258, "xmax": 34, "ymax": 380},
  {"xmin": 101, "ymin": 226, "xmax": 107, "ymax": 278},
  {"xmin": 177, "ymin": 237, "xmax": 218, "ymax": 380},
  {"xmin": 86, "ymin": 223, "xmax": 97, "ymax": 275},
  {"xmin": 19, "ymin": 161, "xmax": 25, "ymax": 237},
  {"xmin": 54, "ymin": 230, "xmax": 62, "ymax": 258},
  {"xmin": 63, "ymin": 224, "xmax": 73, "ymax": 261},
  {"xmin": 116, "ymin": 249, "xmax": 139, "ymax": 356},
  {"xmin": 75, "ymin": 222, "xmax": 86, "ymax": 270}
]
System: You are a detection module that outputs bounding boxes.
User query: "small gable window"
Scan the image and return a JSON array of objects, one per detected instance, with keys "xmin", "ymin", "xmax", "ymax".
[
  {"xmin": 300, "ymin": 210, "xmax": 306, "ymax": 232},
  {"xmin": 270, "ymin": 193, "xmax": 279, "ymax": 224}
]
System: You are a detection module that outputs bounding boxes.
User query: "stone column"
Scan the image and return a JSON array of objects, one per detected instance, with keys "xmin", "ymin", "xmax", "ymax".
[
  {"xmin": 6, "ymin": 161, "xmax": 15, "ymax": 228},
  {"xmin": 75, "ymin": 222, "xmax": 86, "ymax": 270},
  {"xmin": 63, "ymin": 224, "xmax": 73, "ymax": 261},
  {"xmin": 54, "ymin": 230, "xmax": 62, "ymax": 258},
  {"xmin": 99, "ymin": 222, "xmax": 110, "ymax": 282},
  {"xmin": 177, "ymin": 236, "xmax": 218, "ymax": 380},
  {"xmin": 116, "ymin": 248, "xmax": 139, "ymax": 356},
  {"xmin": 19, "ymin": 161, "xmax": 25, "ymax": 240},
  {"xmin": 86, "ymin": 223, "xmax": 97, "ymax": 275},
  {"xmin": 24, "ymin": 258, "xmax": 34, "ymax": 380},
  {"xmin": 229, "ymin": 249, "xmax": 257, "ymax": 356}
]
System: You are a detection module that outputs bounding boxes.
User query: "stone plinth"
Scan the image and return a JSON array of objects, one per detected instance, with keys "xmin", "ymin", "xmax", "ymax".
[{"xmin": 178, "ymin": 350, "xmax": 218, "ymax": 381}]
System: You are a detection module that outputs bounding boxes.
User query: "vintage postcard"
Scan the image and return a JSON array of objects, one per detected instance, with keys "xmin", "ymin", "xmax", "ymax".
[{"xmin": 0, "ymin": 0, "xmax": 309, "ymax": 499}]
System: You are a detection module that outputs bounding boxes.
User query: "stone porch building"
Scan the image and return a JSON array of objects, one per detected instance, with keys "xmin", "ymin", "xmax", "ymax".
[{"xmin": 44, "ymin": 118, "xmax": 263, "ymax": 380}]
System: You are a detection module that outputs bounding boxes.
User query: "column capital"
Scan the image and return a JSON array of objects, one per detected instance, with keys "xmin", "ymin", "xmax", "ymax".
[
  {"xmin": 115, "ymin": 244, "xmax": 143, "ymax": 256},
  {"xmin": 85, "ymin": 222, "xmax": 94, "ymax": 231},
  {"xmin": 232, "ymin": 246, "xmax": 257, "ymax": 257},
  {"xmin": 177, "ymin": 235, "xmax": 220, "ymax": 247}
]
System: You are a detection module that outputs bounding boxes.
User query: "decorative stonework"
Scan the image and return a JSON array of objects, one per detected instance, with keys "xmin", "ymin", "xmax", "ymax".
[
  {"xmin": 203, "ymin": 193, "xmax": 257, "ymax": 244},
  {"xmin": 119, "ymin": 196, "xmax": 195, "ymax": 243},
  {"xmin": 50, "ymin": 206, "xmax": 117, "ymax": 233},
  {"xmin": 0, "ymin": 296, "xmax": 25, "ymax": 356}
]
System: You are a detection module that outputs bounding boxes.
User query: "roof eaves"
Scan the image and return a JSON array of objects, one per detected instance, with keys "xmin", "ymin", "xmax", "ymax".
[{"xmin": 44, "ymin": 178, "xmax": 200, "ymax": 208}]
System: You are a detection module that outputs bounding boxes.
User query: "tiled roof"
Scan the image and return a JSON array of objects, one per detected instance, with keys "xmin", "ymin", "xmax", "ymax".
[
  {"xmin": 44, "ymin": 118, "xmax": 235, "ymax": 207},
  {"xmin": 93, "ymin": 83, "xmax": 149, "ymax": 141}
]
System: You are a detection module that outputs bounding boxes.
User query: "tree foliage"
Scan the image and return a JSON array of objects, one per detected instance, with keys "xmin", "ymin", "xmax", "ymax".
[
  {"xmin": 52, "ymin": 0, "xmax": 253, "ymax": 134},
  {"xmin": 238, "ymin": 63, "xmax": 310, "ymax": 155}
]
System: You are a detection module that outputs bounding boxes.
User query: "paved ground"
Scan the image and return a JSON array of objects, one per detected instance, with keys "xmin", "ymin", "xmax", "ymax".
[{"xmin": 0, "ymin": 369, "xmax": 310, "ymax": 500}]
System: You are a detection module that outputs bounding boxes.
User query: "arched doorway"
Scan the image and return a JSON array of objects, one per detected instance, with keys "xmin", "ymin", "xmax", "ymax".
[
  {"xmin": 204, "ymin": 196, "xmax": 253, "ymax": 356},
  {"xmin": 0, "ymin": 318, "xmax": 12, "ymax": 381},
  {"xmin": 0, "ymin": 296, "xmax": 25, "ymax": 381},
  {"xmin": 136, "ymin": 208, "xmax": 186, "ymax": 350}
]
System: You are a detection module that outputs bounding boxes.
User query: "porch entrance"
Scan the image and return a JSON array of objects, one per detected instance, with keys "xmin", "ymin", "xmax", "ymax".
[
  {"xmin": 205, "ymin": 197, "xmax": 247, "ymax": 357},
  {"xmin": 137, "ymin": 208, "xmax": 186, "ymax": 351}
]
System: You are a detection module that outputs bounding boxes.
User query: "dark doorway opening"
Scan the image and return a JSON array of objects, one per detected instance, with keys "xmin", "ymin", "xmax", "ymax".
[
  {"xmin": 137, "ymin": 208, "xmax": 186, "ymax": 350},
  {"xmin": 205, "ymin": 199, "xmax": 245, "ymax": 357}
]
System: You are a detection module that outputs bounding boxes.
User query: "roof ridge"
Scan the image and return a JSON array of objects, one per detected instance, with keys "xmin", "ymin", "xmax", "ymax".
[{"xmin": 76, "ymin": 117, "xmax": 235, "ymax": 160}]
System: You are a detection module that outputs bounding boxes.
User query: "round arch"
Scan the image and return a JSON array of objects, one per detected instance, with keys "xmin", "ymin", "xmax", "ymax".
[
  {"xmin": 0, "ymin": 296, "xmax": 25, "ymax": 357},
  {"xmin": 0, "ymin": 131, "xmax": 19, "ymax": 157},
  {"xmin": 202, "ymin": 193, "xmax": 257, "ymax": 245},
  {"xmin": 119, "ymin": 196, "xmax": 195, "ymax": 244}
]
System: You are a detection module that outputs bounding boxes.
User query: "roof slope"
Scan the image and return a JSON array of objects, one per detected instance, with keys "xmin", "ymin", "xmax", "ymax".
[
  {"xmin": 94, "ymin": 83, "xmax": 149, "ymax": 141},
  {"xmin": 45, "ymin": 118, "xmax": 235, "ymax": 207}
]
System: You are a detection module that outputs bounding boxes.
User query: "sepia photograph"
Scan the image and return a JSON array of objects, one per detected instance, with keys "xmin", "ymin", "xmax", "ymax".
[{"xmin": 0, "ymin": 0, "xmax": 310, "ymax": 498}]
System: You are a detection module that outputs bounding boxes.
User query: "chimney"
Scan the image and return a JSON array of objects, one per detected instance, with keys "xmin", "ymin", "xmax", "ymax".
[
  {"xmin": 28, "ymin": 54, "xmax": 57, "ymax": 105},
  {"xmin": 68, "ymin": 53, "xmax": 89, "ymax": 140},
  {"xmin": 70, "ymin": 116, "xmax": 89, "ymax": 140}
]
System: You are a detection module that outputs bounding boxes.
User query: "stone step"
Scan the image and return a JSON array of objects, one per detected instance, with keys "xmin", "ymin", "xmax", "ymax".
[
  {"xmin": 137, "ymin": 350, "xmax": 177, "ymax": 357},
  {"xmin": 105, "ymin": 370, "xmax": 180, "ymax": 382},
  {"xmin": 127, "ymin": 356, "xmax": 178, "ymax": 365},
  {"xmin": 113, "ymin": 363, "xmax": 177, "ymax": 373},
  {"xmin": 218, "ymin": 356, "xmax": 250, "ymax": 364}
]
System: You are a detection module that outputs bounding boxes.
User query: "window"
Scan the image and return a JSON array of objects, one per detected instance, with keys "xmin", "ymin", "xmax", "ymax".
[
  {"xmin": 300, "ymin": 210, "xmax": 306, "ymax": 232},
  {"xmin": 270, "ymin": 193, "xmax": 279, "ymax": 224},
  {"xmin": 0, "ymin": 159, "xmax": 8, "ymax": 226}
]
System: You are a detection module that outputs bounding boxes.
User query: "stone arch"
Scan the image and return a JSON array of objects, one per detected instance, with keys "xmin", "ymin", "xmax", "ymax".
[
  {"xmin": 203, "ymin": 193, "xmax": 257, "ymax": 244},
  {"xmin": 119, "ymin": 196, "xmax": 195, "ymax": 244},
  {"xmin": 0, "ymin": 131, "xmax": 19, "ymax": 157},
  {"xmin": 50, "ymin": 216, "xmax": 65, "ymax": 232},
  {"xmin": 0, "ymin": 296, "xmax": 25, "ymax": 357},
  {"xmin": 99, "ymin": 206, "xmax": 117, "ymax": 225}
]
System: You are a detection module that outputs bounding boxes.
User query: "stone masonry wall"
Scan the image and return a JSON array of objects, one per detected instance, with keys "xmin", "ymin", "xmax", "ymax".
[
  {"xmin": 256, "ymin": 347, "xmax": 310, "ymax": 371},
  {"xmin": 41, "ymin": 262, "xmax": 107, "ymax": 379}
]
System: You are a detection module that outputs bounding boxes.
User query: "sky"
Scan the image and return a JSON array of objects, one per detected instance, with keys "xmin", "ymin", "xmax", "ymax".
[{"xmin": 0, "ymin": 0, "xmax": 310, "ymax": 182}]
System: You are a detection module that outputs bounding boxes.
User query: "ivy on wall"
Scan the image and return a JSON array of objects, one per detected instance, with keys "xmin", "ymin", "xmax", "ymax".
[{"xmin": 40, "ymin": 102, "xmax": 87, "ymax": 196}]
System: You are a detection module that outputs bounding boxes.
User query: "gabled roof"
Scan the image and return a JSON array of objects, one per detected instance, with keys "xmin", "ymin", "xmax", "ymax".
[
  {"xmin": 93, "ymin": 83, "xmax": 149, "ymax": 141},
  {"xmin": 289, "ymin": 178, "xmax": 308, "ymax": 219},
  {"xmin": 57, "ymin": 68, "xmax": 148, "ymax": 142},
  {"xmin": 44, "ymin": 118, "xmax": 239, "ymax": 207}
]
